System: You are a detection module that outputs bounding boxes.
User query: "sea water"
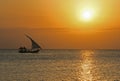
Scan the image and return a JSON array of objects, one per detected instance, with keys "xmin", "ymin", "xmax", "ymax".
[{"xmin": 0, "ymin": 49, "xmax": 120, "ymax": 81}]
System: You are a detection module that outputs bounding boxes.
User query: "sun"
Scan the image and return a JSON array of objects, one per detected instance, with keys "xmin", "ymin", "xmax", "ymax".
[
  {"xmin": 81, "ymin": 9, "xmax": 94, "ymax": 21},
  {"xmin": 76, "ymin": 8, "xmax": 95, "ymax": 22},
  {"xmin": 82, "ymin": 11, "xmax": 93, "ymax": 20}
]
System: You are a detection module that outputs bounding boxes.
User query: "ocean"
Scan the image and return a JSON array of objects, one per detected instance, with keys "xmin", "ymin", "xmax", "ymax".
[{"xmin": 0, "ymin": 49, "xmax": 120, "ymax": 81}]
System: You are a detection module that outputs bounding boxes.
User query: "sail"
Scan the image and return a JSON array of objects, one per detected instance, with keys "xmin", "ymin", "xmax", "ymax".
[{"xmin": 25, "ymin": 35, "xmax": 42, "ymax": 49}]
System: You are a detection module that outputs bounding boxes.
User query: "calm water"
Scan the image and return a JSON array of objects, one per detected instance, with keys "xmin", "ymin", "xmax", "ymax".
[{"xmin": 0, "ymin": 49, "xmax": 120, "ymax": 81}]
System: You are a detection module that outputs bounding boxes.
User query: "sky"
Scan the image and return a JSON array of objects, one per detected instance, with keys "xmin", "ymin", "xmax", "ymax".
[{"xmin": 0, "ymin": 0, "xmax": 120, "ymax": 49}]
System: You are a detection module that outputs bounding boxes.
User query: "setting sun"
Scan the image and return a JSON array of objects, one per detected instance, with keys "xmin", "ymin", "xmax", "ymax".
[
  {"xmin": 82, "ymin": 10, "xmax": 93, "ymax": 21},
  {"xmin": 80, "ymin": 9, "xmax": 95, "ymax": 21}
]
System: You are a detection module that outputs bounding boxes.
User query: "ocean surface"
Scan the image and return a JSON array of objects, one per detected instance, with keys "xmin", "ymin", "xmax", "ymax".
[{"xmin": 0, "ymin": 49, "xmax": 120, "ymax": 81}]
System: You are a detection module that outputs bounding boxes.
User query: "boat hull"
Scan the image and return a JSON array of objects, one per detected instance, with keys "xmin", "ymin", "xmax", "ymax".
[{"xmin": 19, "ymin": 49, "xmax": 40, "ymax": 53}]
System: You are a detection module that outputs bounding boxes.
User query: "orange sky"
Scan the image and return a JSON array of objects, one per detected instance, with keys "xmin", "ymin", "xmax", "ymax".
[{"xmin": 0, "ymin": 0, "xmax": 120, "ymax": 49}]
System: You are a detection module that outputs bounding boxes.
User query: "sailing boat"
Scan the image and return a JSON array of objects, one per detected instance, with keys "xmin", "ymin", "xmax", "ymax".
[{"xmin": 19, "ymin": 35, "xmax": 42, "ymax": 53}]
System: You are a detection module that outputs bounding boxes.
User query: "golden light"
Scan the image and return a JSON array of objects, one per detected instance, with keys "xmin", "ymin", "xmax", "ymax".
[
  {"xmin": 76, "ymin": 5, "xmax": 97, "ymax": 22},
  {"xmin": 80, "ymin": 50, "xmax": 95, "ymax": 80},
  {"xmin": 82, "ymin": 10, "xmax": 93, "ymax": 20},
  {"xmin": 81, "ymin": 9, "xmax": 94, "ymax": 21}
]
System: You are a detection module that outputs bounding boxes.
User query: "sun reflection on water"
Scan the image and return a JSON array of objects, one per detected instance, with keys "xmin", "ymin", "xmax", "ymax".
[{"xmin": 79, "ymin": 50, "xmax": 95, "ymax": 81}]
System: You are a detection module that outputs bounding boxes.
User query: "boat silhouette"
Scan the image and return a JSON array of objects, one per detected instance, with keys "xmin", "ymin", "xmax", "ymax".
[{"xmin": 19, "ymin": 35, "xmax": 42, "ymax": 53}]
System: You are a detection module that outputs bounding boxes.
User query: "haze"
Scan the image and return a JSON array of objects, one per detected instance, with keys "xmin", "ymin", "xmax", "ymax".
[{"xmin": 0, "ymin": 0, "xmax": 120, "ymax": 49}]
